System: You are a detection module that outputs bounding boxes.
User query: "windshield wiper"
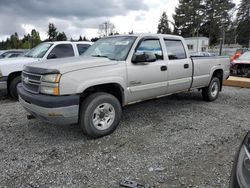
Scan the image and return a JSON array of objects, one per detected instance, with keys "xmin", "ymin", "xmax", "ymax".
[
  {"xmin": 91, "ymin": 55, "xmax": 116, "ymax": 61},
  {"xmin": 92, "ymin": 55, "xmax": 109, "ymax": 58},
  {"xmin": 25, "ymin": 54, "xmax": 33, "ymax": 58}
]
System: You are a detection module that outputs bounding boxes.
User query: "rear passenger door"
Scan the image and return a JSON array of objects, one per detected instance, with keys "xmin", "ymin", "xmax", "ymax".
[
  {"xmin": 47, "ymin": 44, "xmax": 75, "ymax": 59},
  {"xmin": 164, "ymin": 39, "xmax": 192, "ymax": 93}
]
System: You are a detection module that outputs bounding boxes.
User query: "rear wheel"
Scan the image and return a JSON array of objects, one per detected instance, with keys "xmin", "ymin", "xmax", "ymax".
[
  {"xmin": 79, "ymin": 92, "xmax": 122, "ymax": 138},
  {"xmin": 202, "ymin": 77, "xmax": 220, "ymax": 102},
  {"xmin": 9, "ymin": 76, "xmax": 21, "ymax": 100}
]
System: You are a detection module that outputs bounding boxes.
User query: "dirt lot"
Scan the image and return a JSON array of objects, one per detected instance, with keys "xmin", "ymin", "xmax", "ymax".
[{"xmin": 0, "ymin": 87, "xmax": 249, "ymax": 187}]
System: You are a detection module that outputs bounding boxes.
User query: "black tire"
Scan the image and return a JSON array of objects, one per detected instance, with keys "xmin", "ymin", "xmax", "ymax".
[
  {"xmin": 202, "ymin": 77, "xmax": 221, "ymax": 102},
  {"xmin": 79, "ymin": 92, "xmax": 122, "ymax": 138},
  {"xmin": 9, "ymin": 76, "xmax": 21, "ymax": 100}
]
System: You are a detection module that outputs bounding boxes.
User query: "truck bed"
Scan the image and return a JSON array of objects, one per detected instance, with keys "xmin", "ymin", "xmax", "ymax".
[{"xmin": 191, "ymin": 56, "xmax": 230, "ymax": 89}]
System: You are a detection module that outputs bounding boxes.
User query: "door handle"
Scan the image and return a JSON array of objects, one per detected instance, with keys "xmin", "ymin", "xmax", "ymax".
[
  {"xmin": 161, "ymin": 66, "xmax": 167, "ymax": 71},
  {"xmin": 184, "ymin": 64, "xmax": 189, "ymax": 69}
]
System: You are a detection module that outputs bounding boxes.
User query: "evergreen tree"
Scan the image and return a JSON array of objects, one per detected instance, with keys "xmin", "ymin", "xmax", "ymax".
[
  {"xmin": 78, "ymin": 36, "xmax": 83, "ymax": 41},
  {"xmin": 83, "ymin": 36, "xmax": 88, "ymax": 41},
  {"xmin": 200, "ymin": 0, "xmax": 235, "ymax": 45},
  {"xmin": 91, "ymin": 37, "xmax": 99, "ymax": 42},
  {"xmin": 10, "ymin": 32, "xmax": 19, "ymax": 49},
  {"xmin": 31, "ymin": 29, "xmax": 41, "ymax": 47},
  {"xmin": 236, "ymin": 0, "xmax": 250, "ymax": 46},
  {"xmin": 157, "ymin": 12, "xmax": 172, "ymax": 34},
  {"xmin": 56, "ymin": 32, "xmax": 67, "ymax": 41},
  {"xmin": 47, "ymin": 23, "xmax": 58, "ymax": 41},
  {"xmin": 128, "ymin": 30, "xmax": 134, "ymax": 35},
  {"xmin": 173, "ymin": 0, "xmax": 205, "ymax": 37}
]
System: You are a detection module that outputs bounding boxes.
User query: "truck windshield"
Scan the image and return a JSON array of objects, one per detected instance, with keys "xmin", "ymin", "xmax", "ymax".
[
  {"xmin": 25, "ymin": 43, "xmax": 53, "ymax": 58},
  {"xmin": 83, "ymin": 36, "xmax": 136, "ymax": 61}
]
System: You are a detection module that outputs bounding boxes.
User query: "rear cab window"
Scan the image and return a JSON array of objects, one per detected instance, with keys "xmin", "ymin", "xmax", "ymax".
[
  {"xmin": 77, "ymin": 44, "xmax": 91, "ymax": 55},
  {"xmin": 164, "ymin": 39, "xmax": 187, "ymax": 60}
]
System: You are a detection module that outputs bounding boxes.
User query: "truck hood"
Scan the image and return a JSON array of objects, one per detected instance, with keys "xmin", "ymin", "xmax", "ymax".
[
  {"xmin": 0, "ymin": 57, "xmax": 39, "ymax": 66},
  {"xmin": 24, "ymin": 56, "xmax": 117, "ymax": 74}
]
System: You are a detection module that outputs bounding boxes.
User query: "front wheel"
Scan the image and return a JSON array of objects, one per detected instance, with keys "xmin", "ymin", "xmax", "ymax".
[
  {"xmin": 79, "ymin": 92, "xmax": 122, "ymax": 138},
  {"xmin": 9, "ymin": 76, "xmax": 21, "ymax": 100},
  {"xmin": 202, "ymin": 77, "xmax": 221, "ymax": 102}
]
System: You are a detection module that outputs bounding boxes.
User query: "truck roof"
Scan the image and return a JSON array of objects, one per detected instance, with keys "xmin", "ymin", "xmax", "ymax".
[
  {"xmin": 44, "ymin": 41, "xmax": 93, "ymax": 45},
  {"xmin": 105, "ymin": 33, "xmax": 184, "ymax": 40}
]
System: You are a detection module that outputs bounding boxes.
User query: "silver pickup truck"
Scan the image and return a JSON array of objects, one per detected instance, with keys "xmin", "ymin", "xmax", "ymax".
[{"xmin": 17, "ymin": 34, "xmax": 230, "ymax": 138}]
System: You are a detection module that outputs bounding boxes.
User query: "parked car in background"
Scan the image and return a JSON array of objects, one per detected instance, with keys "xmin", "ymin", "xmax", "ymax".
[
  {"xmin": 230, "ymin": 48, "xmax": 249, "ymax": 62},
  {"xmin": 18, "ymin": 34, "xmax": 230, "ymax": 138},
  {"xmin": 0, "ymin": 50, "xmax": 27, "ymax": 59},
  {"xmin": 230, "ymin": 130, "xmax": 250, "ymax": 188},
  {"xmin": 0, "ymin": 50, "xmax": 6, "ymax": 55},
  {"xmin": 0, "ymin": 41, "xmax": 92, "ymax": 99},
  {"xmin": 231, "ymin": 51, "xmax": 250, "ymax": 77}
]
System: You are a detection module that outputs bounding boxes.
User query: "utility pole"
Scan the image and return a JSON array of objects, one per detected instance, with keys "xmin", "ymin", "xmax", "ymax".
[
  {"xmin": 104, "ymin": 22, "xmax": 108, "ymax": 37},
  {"xmin": 248, "ymin": 7, "xmax": 250, "ymax": 49},
  {"xmin": 219, "ymin": 27, "xmax": 225, "ymax": 56}
]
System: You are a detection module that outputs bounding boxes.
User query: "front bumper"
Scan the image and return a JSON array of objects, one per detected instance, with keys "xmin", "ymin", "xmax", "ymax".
[
  {"xmin": 0, "ymin": 76, "xmax": 7, "ymax": 90},
  {"xmin": 17, "ymin": 84, "xmax": 80, "ymax": 125}
]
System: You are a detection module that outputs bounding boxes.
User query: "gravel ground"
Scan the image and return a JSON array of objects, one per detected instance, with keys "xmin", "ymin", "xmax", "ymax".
[{"xmin": 0, "ymin": 86, "xmax": 249, "ymax": 188}]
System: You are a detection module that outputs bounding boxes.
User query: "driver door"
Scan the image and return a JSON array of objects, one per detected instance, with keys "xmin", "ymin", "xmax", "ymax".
[{"xmin": 126, "ymin": 37, "xmax": 168, "ymax": 102}]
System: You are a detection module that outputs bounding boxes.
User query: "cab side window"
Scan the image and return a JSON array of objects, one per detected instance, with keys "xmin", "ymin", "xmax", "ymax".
[
  {"xmin": 77, "ymin": 44, "xmax": 91, "ymax": 55},
  {"xmin": 164, "ymin": 40, "xmax": 187, "ymax": 60},
  {"xmin": 48, "ymin": 44, "xmax": 74, "ymax": 59},
  {"xmin": 136, "ymin": 39, "xmax": 163, "ymax": 60}
]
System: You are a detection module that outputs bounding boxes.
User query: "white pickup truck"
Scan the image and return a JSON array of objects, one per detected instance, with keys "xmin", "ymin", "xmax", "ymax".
[
  {"xmin": 17, "ymin": 34, "xmax": 230, "ymax": 138},
  {"xmin": 0, "ymin": 41, "xmax": 92, "ymax": 99}
]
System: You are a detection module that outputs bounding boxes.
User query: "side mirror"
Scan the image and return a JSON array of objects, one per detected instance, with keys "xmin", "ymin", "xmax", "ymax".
[
  {"xmin": 132, "ymin": 52, "xmax": 156, "ymax": 64},
  {"xmin": 47, "ymin": 53, "xmax": 57, "ymax": 59}
]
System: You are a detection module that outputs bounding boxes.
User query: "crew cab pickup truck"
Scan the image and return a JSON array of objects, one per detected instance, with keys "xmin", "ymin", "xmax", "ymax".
[
  {"xmin": 0, "ymin": 41, "xmax": 92, "ymax": 99},
  {"xmin": 17, "ymin": 34, "xmax": 230, "ymax": 138}
]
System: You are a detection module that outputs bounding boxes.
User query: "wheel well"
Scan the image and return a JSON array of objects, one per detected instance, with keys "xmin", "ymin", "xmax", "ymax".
[
  {"xmin": 80, "ymin": 83, "xmax": 124, "ymax": 106},
  {"xmin": 212, "ymin": 69, "xmax": 223, "ymax": 91},
  {"xmin": 7, "ymin": 71, "xmax": 21, "ymax": 91}
]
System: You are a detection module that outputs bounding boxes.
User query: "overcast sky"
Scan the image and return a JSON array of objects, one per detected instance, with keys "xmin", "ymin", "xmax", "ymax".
[{"xmin": 0, "ymin": 0, "xmax": 240, "ymax": 40}]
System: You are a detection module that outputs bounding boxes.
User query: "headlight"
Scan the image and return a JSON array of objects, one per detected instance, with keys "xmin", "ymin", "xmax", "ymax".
[
  {"xmin": 40, "ymin": 74, "xmax": 61, "ymax": 95},
  {"xmin": 236, "ymin": 133, "xmax": 250, "ymax": 188},
  {"xmin": 41, "ymin": 74, "xmax": 61, "ymax": 83}
]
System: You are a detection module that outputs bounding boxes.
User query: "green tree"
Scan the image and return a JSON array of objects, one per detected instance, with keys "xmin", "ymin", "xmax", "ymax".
[
  {"xmin": 31, "ymin": 29, "xmax": 41, "ymax": 47},
  {"xmin": 173, "ymin": 0, "xmax": 205, "ymax": 37},
  {"xmin": 128, "ymin": 30, "xmax": 134, "ymax": 35},
  {"xmin": 56, "ymin": 32, "xmax": 67, "ymax": 41},
  {"xmin": 157, "ymin": 12, "xmax": 172, "ymax": 34},
  {"xmin": 21, "ymin": 34, "xmax": 31, "ymax": 49},
  {"xmin": 78, "ymin": 36, "xmax": 83, "ymax": 41},
  {"xmin": 83, "ymin": 36, "xmax": 88, "ymax": 41},
  {"xmin": 200, "ymin": 0, "xmax": 235, "ymax": 45},
  {"xmin": 10, "ymin": 32, "xmax": 19, "ymax": 49},
  {"xmin": 47, "ymin": 23, "xmax": 58, "ymax": 41},
  {"xmin": 236, "ymin": 0, "xmax": 250, "ymax": 46}
]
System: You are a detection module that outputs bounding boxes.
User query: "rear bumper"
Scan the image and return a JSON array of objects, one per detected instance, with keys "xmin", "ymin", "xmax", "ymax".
[
  {"xmin": 17, "ymin": 84, "xmax": 80, "ymax": 125},
  {"xmin": 0, "ymin": 76, "xmax": 7, "ymax": 90},
  {"xmin": 224, "ymin": 70, "xmax": 230, "ymax": 80}
]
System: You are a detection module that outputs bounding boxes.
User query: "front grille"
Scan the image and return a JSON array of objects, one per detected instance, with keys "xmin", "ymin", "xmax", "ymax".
[{"xmin": 22, "ymin": 71, "xmax": 42, "ymax": 93}]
